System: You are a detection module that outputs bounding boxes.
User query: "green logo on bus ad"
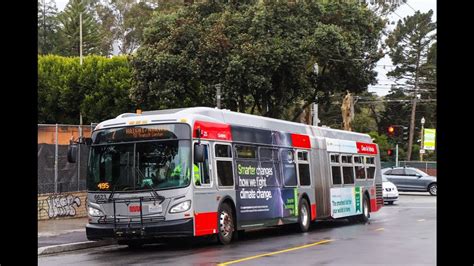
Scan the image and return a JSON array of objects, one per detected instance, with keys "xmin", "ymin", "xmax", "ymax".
[{"xmin": 355, "ymin": 187, "xmax": 361, "ymax": 212}]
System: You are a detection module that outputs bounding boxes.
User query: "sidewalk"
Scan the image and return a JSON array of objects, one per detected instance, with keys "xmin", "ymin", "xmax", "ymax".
[
  {"xmin": 38, "ymin": 217, "xmax": 88, "ymax": 247},
  {"xmin": 38, "ymin": 217, "xmax": 115, "ymax": 255}
]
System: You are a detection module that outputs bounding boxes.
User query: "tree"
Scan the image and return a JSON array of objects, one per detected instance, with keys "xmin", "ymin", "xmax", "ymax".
[
  {"xmin": 117, "ymin": 0, "xmax": 157, "ymax": 54},
  {"xmin": 57, "ymin": 0, "xmax": 105, "ymax": 56},
  {"xmin": 385, "ymin": 10, "xmax": 436, "ymax": 160},
  {"xmin": 92, "ymin": 1, "xmax": 116, "ymax": 55},
  {"xmin": 417, "ymin": 41, "xmax": 436, "ymax": 128},
  {"xmin": 38, "ymin": 55, "xmax": 134, "ymax": 124},
  {"xmin": 352, "ymin": 93, "xmax": 380, "ymax": 133},
  {"xmin": 368, "ymin": 131, "xmax": 392, "ymax": 162},
  {"xmin": 130, "ymin": 1, "xmax": 385, "ymax": 120},
  {"xmin": 38, "ymin": 0, "xmax": 62, "ymax": 54}
]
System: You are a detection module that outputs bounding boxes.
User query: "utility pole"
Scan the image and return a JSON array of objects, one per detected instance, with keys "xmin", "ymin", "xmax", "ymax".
[
  {"xmin": 312, "ymin": 101, "xmax": 320, "ymax": 126},
  {"xmin": 216, "ymin": 83, "xmax": 221, "ymax": 109},
  {"xmin": 420, "ymin": 117, "xmax": 425, "ymax": 161},
  {"xmin": 395, "ymin": 143, "xmax": 399, "ymax": 167},
  {"xmin": 407, "ymin": 51, "xmax": 422, "ymax": 161},
  {"xmin": 78, "ymin": 4, "xmax": 83, "ymax": 190},
  {"xmin": 79, "ymin": 11, "xmax": 83, "ymax": 65},
  {"xmin": 43, "ymin": 0, "xmax": 46, "ymax": 53}
]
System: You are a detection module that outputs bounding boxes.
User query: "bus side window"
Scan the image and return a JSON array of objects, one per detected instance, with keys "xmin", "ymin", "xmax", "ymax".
[
  {"xmin": 330, "ymin": 153, "xmax": 342, "ymax": 185},
  {"xmin": 342, "ymin": 166, "xmax": 354, "ymax": 184},
  {"xmin": 195, "ymin": 144, "xmax": 211, "ymax": 186},
  {"xmin": 215, "ymin": 144, "xmax": 234, "ymax": 187},
  {"xmin": 365, "ymin": 156, "xmax": 375, "ymax": 179},
  {"xmin": 354, "ymin": 155, "xmax": 366, "ymax": 179},
  {"xmin": 331, "ymin": 166, "xmax": 342, "ymax": 185},
  {"xmin": 341, "ymin": 154, "xmax": 354, "ymax": 185},
  {"xmin": 281, "ymin": 149, "xmax": 297, "ymax": 187},
  {"xmin": 297, "ymin": 151, "xmax": 311, "ymax": 186}
]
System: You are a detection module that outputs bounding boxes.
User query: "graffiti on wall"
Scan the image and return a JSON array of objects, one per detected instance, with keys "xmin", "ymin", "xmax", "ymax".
[{"xmin": 39, "ymin": 194, "xmax": 82, "ymax": 219}]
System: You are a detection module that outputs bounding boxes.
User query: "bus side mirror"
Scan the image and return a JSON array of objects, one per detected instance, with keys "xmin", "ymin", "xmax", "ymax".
[
  {"xmin": 194, "ymin": 144, "xmax": 205, "ymax": 163},
  {"xmin": 67, "ymin": 143, "xmax": 78, "ymax": 163}
]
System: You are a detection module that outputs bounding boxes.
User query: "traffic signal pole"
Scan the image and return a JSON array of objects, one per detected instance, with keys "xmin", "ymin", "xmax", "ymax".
[{"xmin": 395, "ymin": 143, "xmax": 399, "ymax": 167}]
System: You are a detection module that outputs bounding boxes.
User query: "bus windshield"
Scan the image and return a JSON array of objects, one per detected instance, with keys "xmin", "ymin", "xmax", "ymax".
[{"xmin": 87, "ymin": 124, "xmax": 191, "ymax": 192}]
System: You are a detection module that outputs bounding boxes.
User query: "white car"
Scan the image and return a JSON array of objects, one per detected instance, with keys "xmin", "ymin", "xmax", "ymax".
[{"xmin": 382, "ymin": 175, "xmax": 399, "ymax": 205}]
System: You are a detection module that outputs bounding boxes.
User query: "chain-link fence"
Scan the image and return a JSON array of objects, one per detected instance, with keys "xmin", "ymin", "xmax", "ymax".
[
  {"xmin": 380, "ymin": 161, "xmax": 437, "ymax": 176},
  {"xmin": 38, "ymin": 124, "xmax": 95, "ymax": 194}
]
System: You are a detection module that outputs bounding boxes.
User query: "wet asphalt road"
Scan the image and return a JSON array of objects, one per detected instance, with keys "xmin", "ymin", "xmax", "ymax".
[{"xmin": 39, "ymin": 192, "xmax": 436, "ymax": 265}]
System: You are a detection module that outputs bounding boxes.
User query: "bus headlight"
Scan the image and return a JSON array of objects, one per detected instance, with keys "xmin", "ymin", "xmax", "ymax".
[
  {"xmin": 88, "ymin": 206, "xmax": 104, "ymax": 217},
  {"xmin": 169, "ymin": 200, "xmax": 191, "ymax": 213}
]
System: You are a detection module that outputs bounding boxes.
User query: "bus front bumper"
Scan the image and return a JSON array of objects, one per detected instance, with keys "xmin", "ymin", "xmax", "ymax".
[{"xmin": 86, "ymin": 218, "xmax": 194, "ymax": 240}]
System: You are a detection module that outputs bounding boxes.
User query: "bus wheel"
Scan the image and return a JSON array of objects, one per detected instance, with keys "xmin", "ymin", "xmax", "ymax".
[
  {"xmin": 298, "ymin": 199, "xmax": 310, "ymax": 232},
  {"xmin": 358, "ymin": 195, "xmax": 370, "ymax": 223},
  {"xmin": 217, "ymin": 203, "xmax": 234, "ymax": 245}
]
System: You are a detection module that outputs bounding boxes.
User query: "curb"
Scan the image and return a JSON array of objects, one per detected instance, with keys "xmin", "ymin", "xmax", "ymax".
[{"xmin": 38, "ymin": 239, "xmax": 116, "ymax": 256}]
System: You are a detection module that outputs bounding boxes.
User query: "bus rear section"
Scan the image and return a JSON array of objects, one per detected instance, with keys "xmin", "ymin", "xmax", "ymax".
[{"xmin": 324, "ymin": 139, "xmax": 383, "ymax": 222}]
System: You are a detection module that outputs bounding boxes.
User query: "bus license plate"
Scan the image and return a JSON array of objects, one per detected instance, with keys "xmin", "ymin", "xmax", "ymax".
[{"xmin": 148, "ymin": 204, "xmax": 162, "ymax": 213}]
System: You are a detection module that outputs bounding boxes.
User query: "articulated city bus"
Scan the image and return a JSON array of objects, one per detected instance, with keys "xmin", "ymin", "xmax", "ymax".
[{"xmin": 68, "ymin": 107, "xmax": 383, "ymax": 247}]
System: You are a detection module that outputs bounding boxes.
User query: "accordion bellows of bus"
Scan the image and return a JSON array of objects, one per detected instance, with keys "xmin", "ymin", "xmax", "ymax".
[{"xmin": 70, "ymin": 107, "xmax": 383, "ymax": 246}]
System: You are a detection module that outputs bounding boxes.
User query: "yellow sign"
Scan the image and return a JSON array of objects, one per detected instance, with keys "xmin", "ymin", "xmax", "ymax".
[
  {"xmin": 97, "ymin": 182, "xmax": 110, "ymax": 190},
  {"xmin": 423, "ymin": 129, "xmax": 436, "ymax": 151}
]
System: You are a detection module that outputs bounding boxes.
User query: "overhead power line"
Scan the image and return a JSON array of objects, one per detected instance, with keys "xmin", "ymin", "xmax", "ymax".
[{"xmin": 405, "ymin": 2, "xmax": 418, "ymax": 12}]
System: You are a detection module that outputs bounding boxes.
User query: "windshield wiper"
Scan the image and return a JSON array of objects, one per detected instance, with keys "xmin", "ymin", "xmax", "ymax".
[
  {"xmin": 144, "ymin": 183, "xmax": 165, "ymax": 203},
  {"xmin": 108, "ymin": 184, "xmax": 116, "ymax": 202}
]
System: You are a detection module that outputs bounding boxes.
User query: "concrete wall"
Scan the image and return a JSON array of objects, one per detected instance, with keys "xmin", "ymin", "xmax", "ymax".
[{"xmin": 38, "ymin": 191, "xmax": 88, "ymax": 220}]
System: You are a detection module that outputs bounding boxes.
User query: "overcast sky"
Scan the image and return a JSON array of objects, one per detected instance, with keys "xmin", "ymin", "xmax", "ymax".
[{"xmin": 54, "ymin": 0, "xmax": 436, "ymax": 96}]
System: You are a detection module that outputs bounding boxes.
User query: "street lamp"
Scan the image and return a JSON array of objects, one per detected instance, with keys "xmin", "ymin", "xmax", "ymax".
[{"xmin": 420, "ymin": 117, "xmax": 425, "ymax": 161}]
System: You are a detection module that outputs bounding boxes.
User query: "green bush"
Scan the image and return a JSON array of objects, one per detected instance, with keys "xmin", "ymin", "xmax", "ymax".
[{"xmin": 38, "ymin": 55, "xmax": 134, "ymax": 124}]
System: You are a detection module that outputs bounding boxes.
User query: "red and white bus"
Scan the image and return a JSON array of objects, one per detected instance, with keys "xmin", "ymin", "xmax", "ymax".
[{"xmin": 68, "ymin": 107, "xmax": 383, "ymax": 246}]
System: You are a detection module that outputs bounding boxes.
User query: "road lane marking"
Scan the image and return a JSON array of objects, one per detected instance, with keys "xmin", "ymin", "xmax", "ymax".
[
  {"xmin": 375, "ymin": 228, "xmax": 384, "ymax": 231},
  {"xmin": 217, "ymin": 239, "xmax": 334, "ymax": 266},
  {"xmin": 417, "ymin": 219, "xmax": 426, "ymax": 222}
]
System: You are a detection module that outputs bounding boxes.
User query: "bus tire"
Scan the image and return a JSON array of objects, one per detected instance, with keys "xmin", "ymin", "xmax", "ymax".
[
  {"xmin": 217, "ymin": 203, "xmax": 234, "ymax": 245},
  {"xmin": 358, "ymin": 195, "xmax": 370, "ymax": 223},
  {"xmin": 298, "ymin": 199, "xmax": 311, "ymax": 232}
]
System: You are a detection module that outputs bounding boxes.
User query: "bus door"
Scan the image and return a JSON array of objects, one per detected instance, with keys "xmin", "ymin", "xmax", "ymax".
[{"xmin": 192, "ymin": 141, "xmax": 218, "ymax": 236}]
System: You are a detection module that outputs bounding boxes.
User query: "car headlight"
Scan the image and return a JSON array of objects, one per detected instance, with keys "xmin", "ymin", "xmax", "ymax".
[
  {"xmin": 169, "ymin": 200, "xmax": 191, "ymax": 213},
  {"xmin": 88, "ymin": 206, "xmax": 104, "ymax": 217}
]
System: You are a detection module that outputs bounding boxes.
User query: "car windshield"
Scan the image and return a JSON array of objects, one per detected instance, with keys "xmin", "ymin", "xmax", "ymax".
[
  {"xmin": 87, "ymin": 124, "xmax": 191, "ymax": 192},
  {"xmin": 413, "ymin": 168, "xmax": 429, "ymax": 176}
]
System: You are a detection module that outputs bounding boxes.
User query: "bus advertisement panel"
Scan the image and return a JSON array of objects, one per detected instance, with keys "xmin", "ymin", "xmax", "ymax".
[
  {"xmin": 236, "ymin": 160, "xmax": 298, "ymax": 221},
  {"xmin": 330, "ymin": 187, "xmax": 363, "ymax": 218}
]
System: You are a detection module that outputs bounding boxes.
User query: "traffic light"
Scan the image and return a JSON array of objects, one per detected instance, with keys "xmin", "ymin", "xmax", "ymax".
[
  {"xmin": 387, "ymin": 125, "xmax": 408, "ymax": 142},
  {"xmin": 387, "ymin": 149, "xmax": 393, "ymax": 156},
  {"xmin": 387, "ymin": 125, "xmax": 402, "ymax": 139},
  {"xmin": 387, "ymin": 126, "xmax": 395, "ymax": 137},
  {"xmin": 402, "ymin": 126, "xmax": 408, "ymax": 141}
]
